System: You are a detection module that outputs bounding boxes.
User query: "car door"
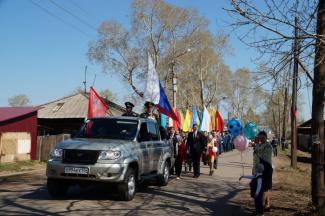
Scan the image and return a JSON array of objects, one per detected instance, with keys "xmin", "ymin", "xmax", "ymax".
[
  {"xmin": 147, "ymin": 121, "xmax": 163, "ymax": 171},
  {"xmin": 137, "ymin": 122, "xmax": 151, "ymax": 174}
]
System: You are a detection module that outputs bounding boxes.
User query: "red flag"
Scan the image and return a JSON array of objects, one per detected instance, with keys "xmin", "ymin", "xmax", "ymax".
[
  {"xmin": 87, "ymin": 87, "xmax": 109, "ymax": 118},
  {"xmin": 173, "ymin": 109, "xmax": 181, "ymax": 131},
  {"xmin": 215, "ymin": 111, "xmax": 224, "ymax": 133}
]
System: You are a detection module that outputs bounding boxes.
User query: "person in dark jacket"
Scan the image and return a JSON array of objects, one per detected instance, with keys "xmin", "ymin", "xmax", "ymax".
[
  {"xmin": 187, "ymin": 124, "xmax": 204, "ymax": 178},
  {"xmin": 122, "ymin": 102, "xmax": 138, "ymax": 117}
]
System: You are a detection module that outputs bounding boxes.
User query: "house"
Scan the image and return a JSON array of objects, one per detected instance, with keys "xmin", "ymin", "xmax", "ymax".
[
  {"xmin": 297, "ymin": 119, "xmax": 315, "ymax": 152},
  {"xmin": 37, "ymin": 93, "xmax": 126, "ymax": 135},
  {"xmin": 0, "ymin": 107, "xmax": 39, "ymax": 162}
]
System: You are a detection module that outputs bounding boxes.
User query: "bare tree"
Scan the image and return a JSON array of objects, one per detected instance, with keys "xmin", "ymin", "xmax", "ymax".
[
  {"xmin": 226, "ymin": 0, "xmax": 325, "ymax": 212},
  {"xmin": 89, "ymin": 0, "xmax": 208, "ymax": 99},
  {"xmin": 8, "ymin": 94, "xmax": 30, "ymax": 107}
]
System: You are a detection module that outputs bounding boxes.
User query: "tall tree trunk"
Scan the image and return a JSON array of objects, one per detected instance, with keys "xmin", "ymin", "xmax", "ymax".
[
  {"xmin": 272, "ymin": 110, "xmax": 278, "ymax": 138},
  {"xmin": 312, "ymin": 0, "xmax": 325, "ymax": 212},
  {"xmin": 282, "ymin": 87, "xmax": 288, "ymax": 150},
  {"xmin": 291, "ymin": 17, "xmax": 299, "ymax": 168},
  {"xmin": 278, "ymin": 97, "xmax": 282, "ymax": 141}
]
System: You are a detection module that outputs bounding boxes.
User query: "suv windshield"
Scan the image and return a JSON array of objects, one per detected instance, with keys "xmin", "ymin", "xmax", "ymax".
[{"xmin": 76, "ymin": 118, "xmax": 138, "ymax": 140}]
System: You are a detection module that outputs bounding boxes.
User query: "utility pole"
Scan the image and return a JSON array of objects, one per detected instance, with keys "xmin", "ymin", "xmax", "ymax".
[
  {"xmin": 172, "ymin": 61, "xmax": 177, "ymax": 109},
  {"xmin": 311, "ymin": 0, "xmax": 325, "ymax": 212},
  {"xmin": 281, "ymin": 86, "xmax": 288, "ymax": 150},
  {"xmin": 291, "ymin": 17, "xmax": 299, "ymax": 168},
  {"xmin": 83, "ymin": 65, "xmax": 88, "ymax": 94}
]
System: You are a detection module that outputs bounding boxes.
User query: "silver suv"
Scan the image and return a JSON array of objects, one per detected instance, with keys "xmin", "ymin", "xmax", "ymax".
[{"xmin": 46, "ymin": 117, "xmax": 174, "ymax": 201}]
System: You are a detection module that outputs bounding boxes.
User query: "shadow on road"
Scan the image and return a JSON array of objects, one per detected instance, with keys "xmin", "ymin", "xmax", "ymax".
[{"xmin": 0, "ymin": 174, "xmax": 253, "ymax": 215}]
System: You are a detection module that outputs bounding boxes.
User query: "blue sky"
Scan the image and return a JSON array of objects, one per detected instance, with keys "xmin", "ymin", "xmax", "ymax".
[{"xmin": 0, "ymin": 0, "xmax": 312, "ymax": 120}]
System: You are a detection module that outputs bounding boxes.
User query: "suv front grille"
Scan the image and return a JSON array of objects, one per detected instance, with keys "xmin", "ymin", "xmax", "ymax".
[{"xmin": 63, "ymin": 149, "xmax": 99, "ymax": 165}]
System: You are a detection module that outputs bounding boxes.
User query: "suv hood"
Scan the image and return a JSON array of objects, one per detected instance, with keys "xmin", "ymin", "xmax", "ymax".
[{"xmin": 55, "ymin": 138, "xmax": 134, "ymax": 151}]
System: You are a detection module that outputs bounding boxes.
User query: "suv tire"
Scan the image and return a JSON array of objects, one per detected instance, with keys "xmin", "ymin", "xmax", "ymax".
[
  {"xmin": 118, "ymin": 168, "xmax": 136, "ymax": 201},
  {"xmin": 47, "ymin": 178, "xmax": 69, "ymax": 198},
  {"xmin": 157, "ymin": 161, "xmax": 170, "ymax": 186}
]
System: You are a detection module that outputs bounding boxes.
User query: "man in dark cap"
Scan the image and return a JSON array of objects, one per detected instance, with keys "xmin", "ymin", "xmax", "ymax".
[
  {"xmin": 122, "ymin": 102, "xmax": 138, "ymax": 117},
  {"xmin": 140, "ymin": 101, "xmax": 158, "ymax": 121}
]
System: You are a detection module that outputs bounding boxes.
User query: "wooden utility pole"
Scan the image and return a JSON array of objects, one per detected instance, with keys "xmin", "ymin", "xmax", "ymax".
[
  {"xmin": 290, "ymin": 17, "xmax": 299, "ymax": 168},
  {"xmin": 312, "ymin": 0, "xmax": 325, "ymax": 212},
  {"xmin": 281, "ymin": 86, "xmax": 288, "ymax": 150}
]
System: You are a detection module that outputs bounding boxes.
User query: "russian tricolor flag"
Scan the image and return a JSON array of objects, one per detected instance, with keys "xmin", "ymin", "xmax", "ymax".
[{"xmin": 143, "ymin": 54, "xmax": 179, "ymax": 122}]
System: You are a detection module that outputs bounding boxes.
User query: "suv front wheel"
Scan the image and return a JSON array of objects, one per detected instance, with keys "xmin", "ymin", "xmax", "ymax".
[
  {"xmin": 118, "ymin": 168, "xmax": 136, "ymax": 201},
  {"xmin": 157, "ymin": 161, "xmax": 170, "ymax": 186}
]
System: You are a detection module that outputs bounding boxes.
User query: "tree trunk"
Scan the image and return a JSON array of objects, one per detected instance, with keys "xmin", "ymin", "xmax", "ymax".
[
  {"xmin": 312, "ymin": 0, "xmax": 325, "ymax": 212},
  {"xmin": 290, "ymin": 17, "xmax": 299, "ymax": 168},
  {"xmin": 282, "ymin": 87, "xmax": 288, "ymax": 150},
  {"xmin": 272, "ymin": 110, "xmax": 278, "ymax": 138}
]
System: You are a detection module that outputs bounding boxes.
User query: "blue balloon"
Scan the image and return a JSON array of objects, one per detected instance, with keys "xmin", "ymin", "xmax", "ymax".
[
  {"xmin": 227, "ymin": 118, "xmax": 243, "ymax": 137},
  {"xmin": 243, "ymin": 122, "xmax": 258, "ymax": 140}
]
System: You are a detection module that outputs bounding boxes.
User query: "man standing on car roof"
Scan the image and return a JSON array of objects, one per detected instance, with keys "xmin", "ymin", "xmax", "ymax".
[{"xmin": 122, "ymin": 102, "xmax": 138, "ymax": 117}]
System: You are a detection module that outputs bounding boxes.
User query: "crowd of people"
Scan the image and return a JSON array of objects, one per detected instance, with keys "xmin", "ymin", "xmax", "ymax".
[
  {"xmin": 122, "ymin": 101, "xmax": 275, "ymax": 216},
  {"xmin": 166, "ymin": 124, "xmax": 237, "ymax": 179}
]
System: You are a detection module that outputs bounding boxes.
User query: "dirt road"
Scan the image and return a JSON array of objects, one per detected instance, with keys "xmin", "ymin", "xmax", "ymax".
[{"xmin": 0, "ymin": 149, "xmax": 254, "ymax": 216}]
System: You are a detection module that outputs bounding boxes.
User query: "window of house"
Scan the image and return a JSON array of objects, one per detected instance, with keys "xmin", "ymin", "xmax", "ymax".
[{"xmin": 52, "ymin": 102, "xmax": 64, "ymax": 112}]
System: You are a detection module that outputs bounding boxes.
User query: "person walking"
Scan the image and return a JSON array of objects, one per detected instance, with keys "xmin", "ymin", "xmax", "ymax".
[
  {"xmin": 240, "ymin": 164, "xmax": 265, "ymax": 216},
  {"xmin": 206, "ymin": 135, "xmax": 215, "ymax": 176},
  {"xmin": 271, "ymin": 138, "xmax": 278, "ymax": 157},
  {"xmin": 167, "ymin": 127, "xmax": 177, "ymax": 175},
  {"xmin": 187, "ymin": 124, "xmax": 204, "ymax": 178},
  {"xmin": 202, "ymin": 131, "xmax": 209, "ymax": 166},
  {"xmin": 212, "ymin": 131, "xmax": 221, "ymax": 169},
  {"xmin": 174, "ymin": 134, "xmax": 187, "ymax": 179},
  {"xmin": 253, "ymin": 131, "xmax": 273, "ymax": 212}
]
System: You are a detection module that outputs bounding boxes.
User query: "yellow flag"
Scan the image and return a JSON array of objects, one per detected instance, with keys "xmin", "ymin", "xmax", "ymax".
[
  {"xmin": 179, "ymin": 111, "xmax": 185, "ymax": 130},
  {"xmin": 209, "ymin": 108, "xmax": 216, "ymax": 131},
  {"xmin": 183, "ymin": 109, "xmax": 191, "ymax": 132}
]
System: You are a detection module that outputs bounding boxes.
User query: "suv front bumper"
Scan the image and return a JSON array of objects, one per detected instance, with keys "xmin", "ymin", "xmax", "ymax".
[{"xmin": 46, "ymin": 160, "xmax": 128, "ymax": 182}]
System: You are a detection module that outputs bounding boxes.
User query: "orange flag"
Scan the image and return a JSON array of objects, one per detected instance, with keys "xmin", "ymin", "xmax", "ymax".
[
  {"xmin": 215, "ymin": 111, "xmax": 224, "ymax": 132},
  {"xmin": 87, "ymin": 87, "xmax": 109, "ymax": 118}
]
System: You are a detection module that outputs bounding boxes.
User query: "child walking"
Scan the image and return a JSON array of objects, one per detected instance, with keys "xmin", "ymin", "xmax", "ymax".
[
  {"xmin": 207, "ymin": 135, "xmax": 215, "ymax": 176},
  {"xmin": 239, "ymin": 164, "xmax": 265, "ymax": 216},
  {"xmin": 175, "ymin": 134, "xmax": 187, "ymax": 180}
]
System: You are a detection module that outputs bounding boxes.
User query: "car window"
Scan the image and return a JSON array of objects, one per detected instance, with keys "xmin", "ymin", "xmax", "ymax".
[
  {"xmin": 147, "ymin": 122, "xmax": 159, "ymax": 141},
  {"xmin": 77, "ymin": 119, "xmax": 138, "ymax": 140}
]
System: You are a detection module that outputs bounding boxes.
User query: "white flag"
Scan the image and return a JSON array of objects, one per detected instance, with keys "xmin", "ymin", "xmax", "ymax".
[
  {"xmin": 168, "ymin": 117, "xmax": 173, "ymax": 127},
  {"xmin": 199, "ymin": 106, "xmax": 211, "ymax": 132},
  {"xmin": 143, "ymin": 53, "xmax": 160, "ymax": 104}
]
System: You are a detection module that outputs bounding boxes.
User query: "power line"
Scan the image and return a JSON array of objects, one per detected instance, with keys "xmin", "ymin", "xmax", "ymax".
[
  {"xmin": 68, "ymin": 0, "xmax": 101, "ymax": 23},
  {"xmin": 48, "ymin": 0, "xmax": 97, "ymax": 32},
  {"xmin": 30, "ymin": 0, "xmax": 91, "ymax": 38}
]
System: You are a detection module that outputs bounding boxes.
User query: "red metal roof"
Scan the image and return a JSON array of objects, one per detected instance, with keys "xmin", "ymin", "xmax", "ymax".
[{"xmin": 0, "ymin": 107, "xmax": 39, "ymax": 122}]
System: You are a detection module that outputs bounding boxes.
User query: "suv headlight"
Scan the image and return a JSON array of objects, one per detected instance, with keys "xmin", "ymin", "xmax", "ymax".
[
  {"xmin": 98, "ymin": 151, "xmax": 121, "ymax": 160},
  {"xmin": 50, "ymin": 148, "xmax": 63, "ymax": 160}
]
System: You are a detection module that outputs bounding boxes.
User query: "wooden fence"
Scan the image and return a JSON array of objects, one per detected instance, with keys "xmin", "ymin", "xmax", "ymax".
[{"xmin": 37, "ymin": 134, "xmax": 70, "ymax": 162}]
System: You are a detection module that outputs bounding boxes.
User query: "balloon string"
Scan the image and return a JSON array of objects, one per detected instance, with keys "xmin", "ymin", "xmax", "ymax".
[{"xmin": 241, "ymin": 151, "xmax": 244, "ymax": 176}]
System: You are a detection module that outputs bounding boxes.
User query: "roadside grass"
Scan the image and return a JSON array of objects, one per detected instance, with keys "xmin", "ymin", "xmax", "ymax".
[{"xmin": 0, "ymin": 160, "xmax": 45, "ymax": 173}]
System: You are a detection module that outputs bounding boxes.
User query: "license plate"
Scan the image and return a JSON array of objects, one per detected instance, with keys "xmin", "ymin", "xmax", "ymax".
[{"xmin": 64, "ymin": 167, "xmax": 89, "ymax": 175}]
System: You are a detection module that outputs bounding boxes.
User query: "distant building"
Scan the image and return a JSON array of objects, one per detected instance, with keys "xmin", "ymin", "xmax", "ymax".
[
  {"xmin": 298, "ymin": 119, "xmax": 313, "ymax": 152},
  {"xmin": 38, "ymin": 93, "xmax": 126, "ymax": 135},
  {"xmin": 0, "ymin": 107, "xmax": 39, "ymax": 161}
]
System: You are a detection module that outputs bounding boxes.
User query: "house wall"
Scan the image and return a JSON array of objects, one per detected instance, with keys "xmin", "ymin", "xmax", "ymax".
[{"xmin": 0, "ymin": 112, "xmax": 38, "ymax": 160}]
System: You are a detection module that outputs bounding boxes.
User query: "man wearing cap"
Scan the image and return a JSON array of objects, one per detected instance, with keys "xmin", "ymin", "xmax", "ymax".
[
  {"xmin": 140, "ymin": 101, "xmax": 158, "ymax": 121},
  {"xmin": 122, "ymin": 102, "xmax": 138, "ymax": 117}
]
